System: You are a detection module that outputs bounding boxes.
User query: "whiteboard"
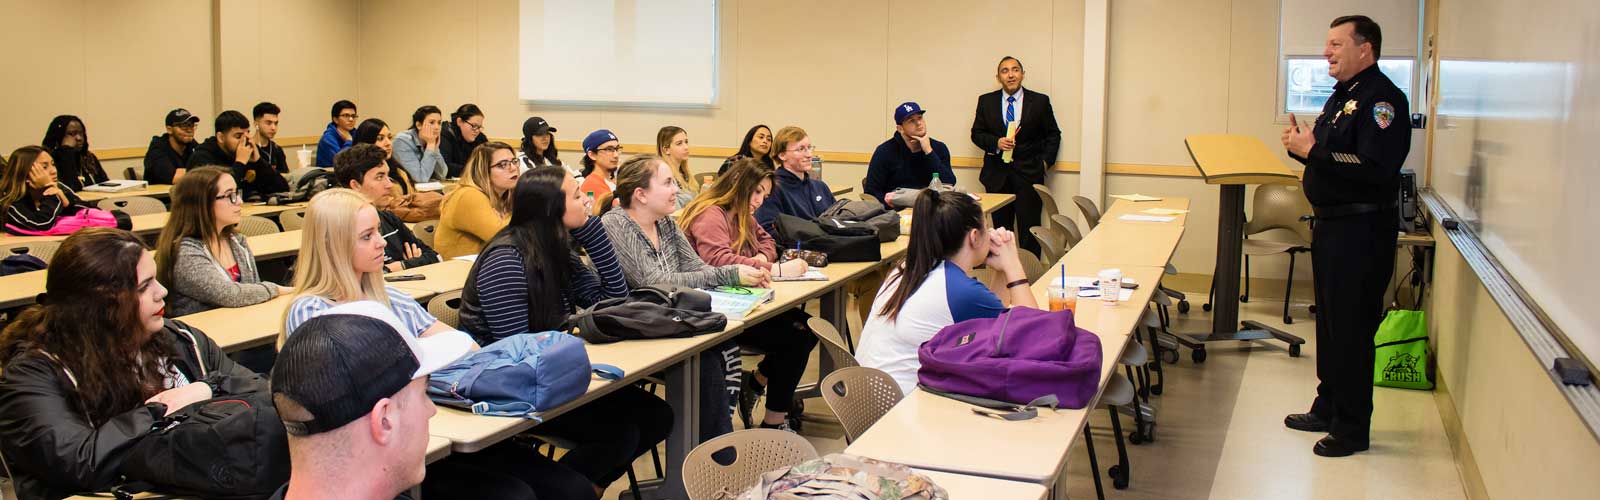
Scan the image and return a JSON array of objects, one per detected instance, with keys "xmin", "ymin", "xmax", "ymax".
[
  {"xmin": 518, "ymin": 0, "xmax": 718, "ymax": 106},
  {"xmin": 1432, "ymin": 0, "xmax": 1600, "ymax": 359}
]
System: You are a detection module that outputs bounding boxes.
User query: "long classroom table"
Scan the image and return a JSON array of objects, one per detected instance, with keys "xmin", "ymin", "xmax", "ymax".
[
  {"xmin": 844, "ymin": 197, "xmax": 1187, "ymax": 490},
  {"xmin": 75, "ymin": 183, "xmax": 174, "ymax": 202}
]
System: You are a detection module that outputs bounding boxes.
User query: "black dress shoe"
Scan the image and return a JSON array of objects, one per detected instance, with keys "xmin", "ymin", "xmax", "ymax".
[
  {"xmin": 1313, "ymin": 435, "xmax": 1369, "ymax": 457},
  {"xmin": 1284, "ymin": 413, "xmax": 1329, "ymax": 432}
]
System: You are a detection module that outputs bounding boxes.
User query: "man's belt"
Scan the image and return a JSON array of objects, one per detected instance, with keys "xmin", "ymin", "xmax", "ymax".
[{"xmin": 1312, "ymin": 202, "xmax": 1386, "ymax": 219}]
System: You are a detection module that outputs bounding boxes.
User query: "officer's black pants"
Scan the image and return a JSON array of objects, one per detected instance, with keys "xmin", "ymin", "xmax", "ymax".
[{"xmin": 1308, "ymin": 211, "xmax": 1397, "ymax": 444}]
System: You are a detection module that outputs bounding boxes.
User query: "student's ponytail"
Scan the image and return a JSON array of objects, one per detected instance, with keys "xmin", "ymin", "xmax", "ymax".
[{"xmin": 877, "ymin": 189, "xmax": 984, "ymax": 320}]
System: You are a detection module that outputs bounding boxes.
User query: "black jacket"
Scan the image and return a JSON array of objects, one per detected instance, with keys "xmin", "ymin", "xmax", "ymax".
[
  {"xmin": 379, "ymin": 209, "xmax": 440, "ymax": 270},
  {"xmin": 0, "ymin": 319, "xmax": 267, "ymax": 500},
  {"xmin": 48, "ymin": 146, "xmax": 109, "ymax": 192},
  {"xmin": 863, "ymin": 133, "xmax": 955, "ymax": 205},
  {"xmin": 2, "ymin": 184, "xmax": 88, "ymax": 235},
  {"xmin": 970, "ymin": 87, "xmax": 1062, "ymax": 185},
  {"xmin": 142, "ymin": 134, "xmax": 194, "ymax": 185},
  {"xmin": 259, "ymin": 138, "xmax": 289, "ymax": 174},
  {"xmin": 1292, "ymin": 64, "xmax": 1411, "ymax": 208},
  {"xmin": 439, "ymin": 122, "xmax": 486, "ymax": 179},
  {"xmin": 189, "ymin": 137, "xmax": 291, "ymax": 197}
]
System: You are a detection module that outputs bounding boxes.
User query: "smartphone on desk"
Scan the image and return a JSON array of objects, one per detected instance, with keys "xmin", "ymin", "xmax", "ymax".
[{"xmin": 385, "ymin": 274, "xmax": 425, "ymax": 282}]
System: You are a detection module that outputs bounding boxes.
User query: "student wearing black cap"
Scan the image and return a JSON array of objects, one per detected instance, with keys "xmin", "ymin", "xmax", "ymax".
[
  {"xmin": 865, "ymin": 101, "xmax": 955, "ymax": 208},
  {"xmin": 519, "ymin": 116, "xmax": 562, "ymax": 168},
  {"xmin": 189, "ymin": 110, "xmax": 291, "ymax": 198},
  {"xmin": 143, "ymin": 108, "xmax": 201, "ymax": 184}
]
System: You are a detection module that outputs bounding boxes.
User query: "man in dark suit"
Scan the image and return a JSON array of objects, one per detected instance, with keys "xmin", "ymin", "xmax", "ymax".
[{"xmin": 971, "ymin": 56, "xmax": 1061, "ymax": 254}]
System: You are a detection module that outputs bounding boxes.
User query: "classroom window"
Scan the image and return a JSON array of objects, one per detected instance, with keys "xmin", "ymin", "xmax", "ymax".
[{"xmin": 1283, "ymin": 57, "xmax": 1415, "ymax": 114}]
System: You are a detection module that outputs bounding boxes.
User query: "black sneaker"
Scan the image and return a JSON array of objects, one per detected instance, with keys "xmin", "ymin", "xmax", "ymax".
[
  {"xmin": 739, "ymin": 371, "xmax": 765, "ymax": 429},
  {"xmin": 1284, "ymin": 413, "xmax": 1330, "ymax": 433},
  {"xmin": 759, "ymin": 420, "xmax": 796, "ymax": 433},
  {"xmin": 1313, "ymin": 435, "xmax": 1369, "ymax": 457}
]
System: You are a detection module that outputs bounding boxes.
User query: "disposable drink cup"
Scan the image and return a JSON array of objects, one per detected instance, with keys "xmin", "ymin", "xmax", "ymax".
[{"xmin": 1047, "ymin": 286, "xmax": 1077, "ymax": 313}]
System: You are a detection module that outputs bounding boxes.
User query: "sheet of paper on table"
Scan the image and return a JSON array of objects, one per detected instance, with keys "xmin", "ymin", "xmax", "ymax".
[
  {"xmin": 1118, "ymin": 214, "xmax": 1177, "ymax": 222},
  {"xmin": 1109, "ymin": 193, "xmax": 1163, "ymax": 202},
  {"xmin": 415, "ymin": 182, "xmax": 446, "ymax": 191},
  {"xmin": 1140, "ymin": 208, "xmax": 1190, "ymax": 215}
]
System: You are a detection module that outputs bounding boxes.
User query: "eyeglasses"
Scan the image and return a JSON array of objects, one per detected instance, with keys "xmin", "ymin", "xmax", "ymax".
[
  {"xmin": 597, "ymin": 146, "xmax": 624, "ymax": 154},
  {"xmin": 787, "ymin": 145, "xmax": 816, "ymax": 153},
  {"xmin": 214, "ymin": 191, "xmax": 242, "ymax": 204},
  {"xmin": 465, "ymin": 121, "xmax": 485, "ymax": 132},
  {"xmin": 338, "ymin": 113, "xmax": 360, "ymax": 120},
  {"xmin": 715, "ymin": 285, "xmax": 756, "ymax": 295},
  {"xmin": 490, "ymin": 158, "xmax": 520, "ymax": 171}
]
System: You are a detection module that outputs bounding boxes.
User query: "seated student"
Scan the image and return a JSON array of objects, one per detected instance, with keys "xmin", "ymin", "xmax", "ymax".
[
  {"xmin": 519, "ymin": 116, "xmax": 563, "ymax": 168},
  {"xmin": 352, "ymin": 118, "xmax": 442, "ymax": 222},
  {"xmin": 458, "ymin": 166, "xmax": 673, "ymax": 495},
  {"xmin": 864, "ymin": 102, "xmax": 955, "ymax": 207},
  {"xmin": 579, "ymin": 129, "xmax": 622, "ymax": 212},
  {"xmin": 656, "ymin": 125, "xmax": 696, "ymax": 209},
  {"xmin": 253, "ymin": 102, "xmax": 290, "ymax": 174},
  {"xmin": 717, "ymin": 124, "xmax": 775, "ymax": 176},
  {"xmin": 600, "ymin": 155, "xmax": 769, "ymax": 438},
  {"xmin": 333, "ymin": 144, "xmax": 440, "ymax": 272},
  {"xmin": 0, "ymin": 228, "xmax": 268, "ymax": 500},
  {"xmin": 436, "ymin": 143, "xmax": 518, "ymax": 258},
  {"xmin": 754, "ymin": 126, "xmax": 834, "ymax": 231},
  {"xmin": 856, "ymin": 190, "xmax": 1037, "ymax": 394},
  {"xmin": 679, "ymin": 158, "xmax": 818, "ymax": 430},
  {"xmin": 189, "ymin": 110, "xmax": 291, "ymax": 198},
  {"xmin": 440, "ymin": 104, "xmax": 487, "ymax": 178},
  {"xmin": 42, "ymin": 115, "xmax": 109, "ymax": 191},
  {"xmin": 270, "ymin": 304, "xmax": 472, "ymax": 500},
  {"xmin": 143, "ymin": 108, "xmax": 200, "ymax": 184},
  {"xmin": 280, "ymin": 189, "xmax": 595, "ymax": 500},
  {"xmin": 1, "ymin": 146, "xmax": 91, "ymax": 236},
  {"xmin": 155, "ymin": 167, "xmax": 292, "ymax": 317},
  {"xmin": 393, "ymin": 105, "xmax": 449, "ymax": 182},
  {"xmin": 315, "ymin": 100, "xmax": 358, "ymax": 168}
]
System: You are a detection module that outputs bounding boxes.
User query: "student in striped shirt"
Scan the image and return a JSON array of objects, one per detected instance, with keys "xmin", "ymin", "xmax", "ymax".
[
  {"xmin": 456, "ymin": 165, "xmax": 672, "ymax": 498},
  {"xmin": 279, "ymin": 188, "xmax": 598, "ymax": 500}
]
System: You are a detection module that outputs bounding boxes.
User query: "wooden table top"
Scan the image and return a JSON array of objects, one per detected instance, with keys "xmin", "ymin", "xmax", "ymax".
[
  {"xmin": 1101, "ymin": 197, "xmax": 1191, "ymax": 226},
  {"xmin": 1061, "ymin": 222, "xmax": 1185, "ymax": 270},
  {"xmin": 75, "ymin": 183, "xmax": 173, "ymax": 201},
  {"xmin": 913, "ymin": 468, "xmax": 1049, "ymax": 500},
  {"xmin": 1185, "ymin": 134, "xmax": 1300, "ymax": 186}
]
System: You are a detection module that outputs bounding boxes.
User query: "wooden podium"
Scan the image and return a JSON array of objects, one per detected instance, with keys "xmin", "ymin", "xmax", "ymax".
[{"xmin": 1184, "ymin": 134, "xmax": 1306, "ymax": 357}]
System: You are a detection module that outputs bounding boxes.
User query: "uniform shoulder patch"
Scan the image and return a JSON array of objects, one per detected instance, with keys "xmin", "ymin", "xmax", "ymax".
[{"xmin": 1374, "ymin": 102, "xmax": 1395, "ymax": 129}]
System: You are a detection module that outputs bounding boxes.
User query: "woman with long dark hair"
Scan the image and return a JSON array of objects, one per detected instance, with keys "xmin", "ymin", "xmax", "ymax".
[
  {"xmin": 155, "ymin": 167, "xmax": 290, "ymax": 317},
  {"xmin": 41, "ymin": 115, "xmax": 109, "ymax": 191},
  {"xmin": 440, "ymin": 104, "xmax": 487, "ymax": 178},
  {"xmin": 457, "ymin": 166, "xmax": 672, "ymax": 497},
  {"xmin": 717, "ymin": 124, "xmax": 775, "ymax": 175},
  {"xmin": 353, "ymin": 118, "xmax": 442, "ymax": 222},
  {"xmin": 1, "ymin": 146, "xmax": 91, "ymax": 235},
  {"xmin": 0, "ymin": 228, "xmax": 267, "ymax": 500},
  {"xmin": 392, "ymin": 105, "xmax": 449, "ymax": 182},
  {"xmin": 856, "ymin": 190, "xmax": 1037, "ymax": 394},
  {"xmin": 519, "ymin": 116, "xmax": 562, "ymax": 168}
]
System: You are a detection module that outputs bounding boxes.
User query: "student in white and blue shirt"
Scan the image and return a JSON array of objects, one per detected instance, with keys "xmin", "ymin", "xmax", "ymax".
[{"xmin": 857, "ymin": 190, "xmax": 1039, "ymax": 395}]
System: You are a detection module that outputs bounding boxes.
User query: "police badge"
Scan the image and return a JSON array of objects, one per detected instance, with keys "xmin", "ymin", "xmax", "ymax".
[{"xmin": 1374, "ymin": 102, "xmax": 1395, "ymax": 129}]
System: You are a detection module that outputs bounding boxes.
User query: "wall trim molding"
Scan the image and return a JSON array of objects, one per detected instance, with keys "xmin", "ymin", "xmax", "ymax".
[
  {"xmin": 1432, "ymin": 377, "xmax": 1491, "ymax": 500},
  {"xmin": 95, "ymin": 135, "xmax": 321, "ymax": 161}
]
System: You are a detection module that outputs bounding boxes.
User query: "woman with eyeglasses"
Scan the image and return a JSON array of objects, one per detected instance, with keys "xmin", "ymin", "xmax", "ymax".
[
  {"xmin": 753, "ymin": 126, "xmax": 834, "ymax": 231},
  {"xmin": 436, "ymin": 143, "xmax": 520, "ymax": 258},
  {"xmin": 1, "ymin": 146, "xmax": 92, "ymax": 236},
  {"xmin": 717, "ymin": 124, "xmax": 775, "ymax": 176},
  {"xmin": 353, "ymin": 118, "xmax": 442, "ymax": 223},
  {"xmin": 154, "ymin": 166, "xmax": 292, "ymax": 317},
  {"xmin": 655, "ymin": 126, "xmax": 696, "ymax": 209},
  {"xmin": 579, "ymin": 130, "xmax": 623, "ymax": 214},
  {"xmin": 440, "ymin": 104, "xmax": 487, "ymax": 178}
]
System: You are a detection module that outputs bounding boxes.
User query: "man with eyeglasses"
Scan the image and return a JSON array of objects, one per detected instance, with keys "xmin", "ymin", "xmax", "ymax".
[
  {"xmin": 143, "ymin": 108, "xmax": 201, "ymax": 184},
  {"xmin": 970, "ymin": 56, "xmax": 1061, "ymax": 255},
  {"xmin": 316, "ymin": 100, "xmax": 359, "ymax": 168},
  {"xmin": 189, "ymin": 110, "xmax": 291, "ymax": 199},
  {"xmin": 580, "ymin": 129, "xmax": 623, "ymax": 213}
]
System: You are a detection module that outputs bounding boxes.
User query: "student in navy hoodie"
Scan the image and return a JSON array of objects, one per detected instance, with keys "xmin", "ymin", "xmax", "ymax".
[
  {"xmin": 314, "ymin": 100, "xmax": 358, "ymax": 168},
  {"xmin": 754, "ymin": 126, "xmax": 834, "ymax": 232},
  {"xmin": 864, "ymin": 102, "xmax": 955, "ymax": 207}
]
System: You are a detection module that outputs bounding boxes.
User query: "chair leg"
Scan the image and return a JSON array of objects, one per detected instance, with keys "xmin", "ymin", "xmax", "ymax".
[
  {"xmin": 1106, "ymin": 407, "xmax": 1131, "ymax": 490},
  {"xmin": 1146, "ymin": 322, "xmax": 1166, "ymax": 394},
  {"xmin": 650, "ymin": 444, "xmax": 663, "ymax": 479},
  {"xmin": 1082, "ymin": 426, "xmax": 1106, "ymax": 500},
  {"xmin": 1283, "ymin": 252, "xmax": 1297, "ymax": 324},
  {"xmin": 625, "ymin": 463, "xmax": 643, "ymax": 500},
  {"xmin": 1242, "ymin": 254, "xmax": 1252, "ymax": 302}
]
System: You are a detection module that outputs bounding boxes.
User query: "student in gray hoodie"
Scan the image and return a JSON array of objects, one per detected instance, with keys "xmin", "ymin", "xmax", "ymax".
[{"xmin": 155, "ymin": 167, "xmax": 291, "ymax": 317}]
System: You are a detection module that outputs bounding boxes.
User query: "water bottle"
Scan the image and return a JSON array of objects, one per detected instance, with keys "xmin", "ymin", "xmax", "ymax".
[
  {"xmin": 928, "ymin": 172, "xmax": 944, "ymax": 192},
  {"xmin": 701, "ymin": 175, "xmax": 714, "ymax": 192},
  {"xmin": 810, "ymin": 154, "xmax": 824, "ymax": 178}
]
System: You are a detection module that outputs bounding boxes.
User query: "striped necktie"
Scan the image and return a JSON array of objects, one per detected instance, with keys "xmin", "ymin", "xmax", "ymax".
[{"xmin": 1005, "ymin": 95, "xmax": 1017, "ymax": 124}]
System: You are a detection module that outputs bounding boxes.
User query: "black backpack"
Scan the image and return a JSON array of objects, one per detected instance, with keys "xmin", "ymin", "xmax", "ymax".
[
  {"xmin": 815, "ymin": 199, "xmax": 902, "ymax": 242},
  {"xmin": 564, "ymin": 285, "xmax": 727, "ymax": 344},
  {"xmin": 266, "ymin": 167, "xmax": 334, "ymax": 204},
  {"xmin": 115, "ymin": 390, "xmax": 291, "ymax": 500},
  {"xmin": 771, "ymin": 213, "xmax": 881, "ymax": 262},
  {"xmin": 0, "ymin": 250, "xmax": 46, "ymax": 276}
]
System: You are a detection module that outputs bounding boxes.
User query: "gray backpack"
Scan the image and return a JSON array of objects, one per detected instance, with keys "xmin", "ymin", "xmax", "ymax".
[{"xmin": 563, "ymin": 285, "xmax": 727, "ymax": 344}]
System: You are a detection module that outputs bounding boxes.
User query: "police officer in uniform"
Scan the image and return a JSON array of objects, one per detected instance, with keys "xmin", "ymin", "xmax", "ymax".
[{"xmin": 1280, "ymin": 15, "xmax": 1410, "ymax": 457}]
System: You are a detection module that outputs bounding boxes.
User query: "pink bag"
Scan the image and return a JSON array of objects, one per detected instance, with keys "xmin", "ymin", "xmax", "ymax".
[{"xmin": 5, "ymin": 208, "xmax": 124, "ymax": 236}]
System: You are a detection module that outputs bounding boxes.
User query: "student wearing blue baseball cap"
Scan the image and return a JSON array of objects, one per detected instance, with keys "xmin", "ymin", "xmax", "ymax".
[
  {"xmin": 864, "ymin": 101, "xmax": 955, "ymax": 208},
  {"xmin": 579, "ymin": 129, "xmax": 622, "ymax": 213}
]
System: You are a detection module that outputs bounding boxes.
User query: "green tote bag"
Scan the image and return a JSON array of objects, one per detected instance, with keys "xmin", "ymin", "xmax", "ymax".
[{"xmin": 1374, "ymin": 309, "xmax": 1434, "ymax": 390}]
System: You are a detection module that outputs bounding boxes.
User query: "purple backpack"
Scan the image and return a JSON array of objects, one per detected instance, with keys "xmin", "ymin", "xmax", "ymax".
[{"xmin": 917, "ymin": 307, "xmax": 1103, "ymax": 410}]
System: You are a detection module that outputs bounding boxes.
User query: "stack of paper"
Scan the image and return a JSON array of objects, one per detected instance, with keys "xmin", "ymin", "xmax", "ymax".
[
  {"xmin": 707, "ymin": 287, "xmax": 775, "ymax": 320},
  {"xmin": 1109, "ymin": 193, "xmax": 1163, "ymax": 202}
]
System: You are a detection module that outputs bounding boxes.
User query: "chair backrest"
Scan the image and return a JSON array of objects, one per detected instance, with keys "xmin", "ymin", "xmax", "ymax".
[
  {"xmin": 235, "ymin": 215, "xmax": 281, "ymax": 237},
  {"xmin": 820, "ymin": 366, "xmax": 905, "ymax": 443},
  {"xmin": 1031, "ymin": 184, "xmax": 1061, "ymax": 224},
  {"xmin": 805, "ymin": 317, "xmax": 857, "ymax": 369},
  {"xmin": 97, "ymin": 196, "xmax": 165, "ymax": 215},
  {"xmin": 683, "ymin": 429, "xmax": 819, "ymax": 500},
  {"xmin": 1050, "ymin": 213, "xmax": 1084, "ymax": 247},
  {"xmin": 278, "ymin": 209, "xmax": 307, "ymax": 231},
  {"xmin": 1071, "ymin": 195, "xmax": 1101, "ymax": 229},
  {"xmin": 1244, "ymin": 184, "xmax": 1313, "ymax": 243},
  {"xmin": 122, "ymin": 167, "xmax": 140, "ymax": 181},
  {"xmin": 1018, "ymin": 249, "xmax": 1047, "ymax": 282},
  {"xmin": 0, "ymin": 241, "xmax": 61, "ymax": 263},
  {"xmin": 1030, "ymin": 226, "xmax": 1064, "ymax": 263},
  {"xmin": 427, "ymin": 290, "xmax": 464, "ymax": 329},
  {"xmin": 413, "ymin": 219, "xmax": 440, "ymax": 248}
]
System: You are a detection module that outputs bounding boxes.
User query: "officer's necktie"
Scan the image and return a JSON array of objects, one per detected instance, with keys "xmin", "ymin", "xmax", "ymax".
[{"xmin": 1005, "ymin": 95, "xmax": 1016, "ymax": 125}]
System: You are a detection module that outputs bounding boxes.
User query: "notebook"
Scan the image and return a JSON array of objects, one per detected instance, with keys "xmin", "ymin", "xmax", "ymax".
[
  {"xmin": 706, "ymin": 286, "xmax": 775, "ymax": 320},
  {"xmin": 772, "ymin": 268, "xmax": 828, "ymax": 282},
  {"xmin": 83, "ymin": 180, "xmax": 148, "ymax": 193}
]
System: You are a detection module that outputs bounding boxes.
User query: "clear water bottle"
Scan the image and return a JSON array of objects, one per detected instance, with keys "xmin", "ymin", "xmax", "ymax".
[
  {"xmin": 928, "ymin": 172, "xmax": 944, "ymax": 192},
  {"xmin": 810, "ymin": 154, "xmax": 824, "ymax": 178}
]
